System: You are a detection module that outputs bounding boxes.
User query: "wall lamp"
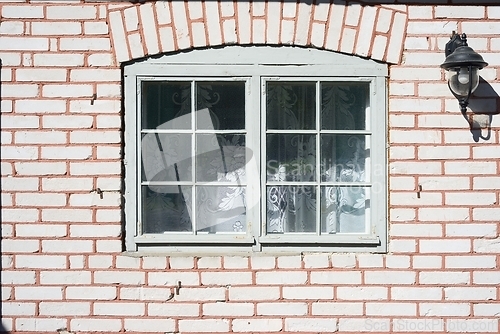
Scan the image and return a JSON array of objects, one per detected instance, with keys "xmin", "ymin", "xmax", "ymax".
[{"xmin": 440, "ymin": 32, "xmax": 488, "ymax": 113}]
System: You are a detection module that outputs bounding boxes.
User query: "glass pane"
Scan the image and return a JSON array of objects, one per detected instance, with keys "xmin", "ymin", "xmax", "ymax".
[
  {"xmin": 321, "ymin": 186, "xmax": 368, "ymax": 233},
  {"xmin": 320, "ymin": 134, "xmax": 368, "ymax": 182},
  {"xmin": 196, "ymin": 134, "xmax": 246, "ymax": 183},
  {"xmin": 321, "ymin": 82, "xmax": 369, "ymax": 130},
  {"xmin": 266, "ymin": 82, "xmax": 316, "ymax": 130},
  {"xmin": 142, "ymin": 81, "xmax": 191, "ymax": 130},
  {"xmin": 266, "ymin": 134, "xmax": 316, "ymax": 182},
  {"xmin": 141, "ymin": 133, "xmax": 191, "ymax": 182},
  {"xmin": 196, "ymin": 186, "xmax": 246, "ymax": 233},
  {"xmin": 266, "ymin": 185, "xmax": 316, "ymax": 233},
  {"xmin": 196, "ymin": 82, "xmax": 245, "ymax": 130},
  {"xmin": 142, "ymin": 185, "xmax": 192, "ymax": 233}
]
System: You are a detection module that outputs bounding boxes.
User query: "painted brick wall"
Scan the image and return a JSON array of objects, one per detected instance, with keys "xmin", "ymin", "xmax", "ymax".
[{"xmin": 1, "ymin": 1, "xmax": 499, "ymax": 333}]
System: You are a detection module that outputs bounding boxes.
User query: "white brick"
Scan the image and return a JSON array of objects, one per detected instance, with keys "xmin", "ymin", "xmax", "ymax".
[
  {"xmin": 16, "ymin": 193, "xmax": 66, "ymax": 207},
  {"xmin": 42, "ymin": 209, "xmax": 92, "ymax": 222},
  {"xmin": 312, "ymin": 302, "xmax": 363, "ymax": 316},
  {"xmin": 390, "ymin": 161, "xmax": 442, "ymax": 175},
  {"xmin": 70, "ymin": 162, "xmax": 121, "ymax": 175},
  {"xmin": 42, "ymin": 115, "xmax": 94, "ymax": 129},
  {"xmin": 16, "ymin": 68, "xmax": 67, "ymax": 82},
  {"xmin": 70, "ymin": 69, "xmax": 120, "ymax": 82},
  {"xmin": 1, "ymin": 146, "xmax": 38, "ymax": 160},
  {"xmin": 391, "ymin": 192, "xmax": 442, "ymax": 206},
  {"xmin": 474, "ymin": 303, "xmax": 500, "ymax": 316},
  {"xmin": 283, "ymin": 286, "xmax": 334, "ymax": 300},
  {"xmin": 70, "ymin": 224, "xmax": 121, "ymax": 238},
  {"xmin": 257, "ymin": 302, "xmax": 308, "ymax": 316},
  {"xmin": 285, "ymin": 318, "xmax": 338, "ymax": 332},
  {"xmin": 232, "ymin": 319, "xmax": 282, "ymax": 332},
  {"xmin": 97, "ymin": 84, "xmax": 120, "ymax": 98},
  {"xmin": 419, "ymin": 145, "xmax": 470, "ymax": 160},
  {"xmin": 391, "ymin": 223, "xmax": 442, "ymax": 237},
  {"xmin": 474, "ymin": 238, "xmax": 500, "ymax": 253},
  {"xmin": 43, "ymin": 84, "xmax": 93, "ymax": 98},
  {"xmin": 39, "ymin": 302, "xmax": 90, "ymax": 316},
  {"xmin": 393, "ymin": 319, "xmax": 444, "ymax": 332},
  {"xmin": 420, "ymin": 303, "xmax": 471, "ymax": 316},
  {"xmin": 420, "ymin": 176, "xmax": 470, "ymax": 190},
  {"xmin": 392, "ymin": 287, "xmax": 442, "ymax": 301},
  {"xmin": 16, "ymin": 318, "xmax": 66, "ymax": 332},
  {"xmin": 413, "ymin": 255, "xmax": 443, "ymax": 269},
  {"xmin": 169, "ymin": 256, "xmax": 195, "ymax": 269},
  {"xmin": 256, "ymin": 271, "xmax": 307, "ymax": 285},
  {"xmin": 142, "ymin": 256, "xmax": 167, "ymax": 269},
  {"xmin": 0, "ymin": 21, "xmax": 24, "ymax": 35},
  {"xmin": 389, "ymin": 98, "xmax": 441, "ymax": 112},
  {"xmin": 96, "ymin": 209, "xmax": 121, "ymax": 222},
  {"xmin": 446, "ymin": 223, "xmax": 497, "ymax": 237},
  {"xmin": 357, "ymin": 254, "xmax": 384, "ymax": 268},
  {"xmin": 420, "ymin": 272, "xmax": 470, "ymax": 285},
  {"xmin": 1, "ymin": 271, "xmax": 36, "ymax": 284},
  {"xmin": 46, "ymin": 5, "xmax": 97, "ymax": 19},
  {"xmin": 0, "ymin": 37, "xmax": 48, "ymax": 51},
  {"xmin": 96, "ymin": 239, "xmax": 121, "ymax": 253},
  {"xmin": 32, "ymin": 22, "xmax": 81, "ymax": 35},
  {"xmin": 16, "ymin": 255, "xmax": 67, "ymax": 269},
  {"xmin": 70, "ymin": 319, "xmax": 121, "ymax": 332},
  {"xmin": 197, "ymin": 256, "xmax": 221, "ymax": 269},
  {"xmin": 149, "ymin": 303, "xmax": 199, "ymax": 317},
  {"xmin": 69, "ymin": 99, "xmax": 120, "ymax": 113},
  {"xmin": 366, "ymin": 302, "xmax": 416, "ymax": 316},
  {"xmin": 445, "ymin": 161, "xmax": 497, "ymax": 175},
  {"xmin": 1, "ymin": 208, "xmax": 38, "ymax": 222},
  {"xmin": 250, "ymin": 256, "xmax": 275, "ymax": 269},
  {"xmin": 60, "ymin": 37, "xmax": 111, "ymax": 51},
  {"xmin": 125, "ymin": 319, "xmax": 175, "ymax": 333},
  {"xmin": 202, "ymin": 272, "xmax": 252, "ymax": 285},
  {"xmin": 94, "ymin": 271, "xmax": 145, "ymax": 284},
  {"xmin": 365, "ymin": 271, "xmax": 416, "ymax": 284},
  {"xmin": 337, "ymin": 287, "xmax": 388, "ymax": 300},
  {"xmin": 42, "ymin": 240, "xmax": 93, "ymax": 253},
  {"xmin": 94, "ymin": 302, "xmax": 145, "ymax": 316},
  {"xmin": 148, "ymin": 271, "xmax": 200, "ymax": 286},
  {"xmin": 445, "ymin": 287, "xmax": 496, "ymax": 301},
  {"xmin": 391, "ymin": 130, "xmax": 441, "ymax": 144},
  {"xmin": 418, "ymin": 208, "xmax": 470, "ymax": 222},
  {"xmin": 42, "ymin": 146, "xmax": 92, "ymax": 160},
  {"xmin": 447, "ymin": 319, "xmax": 498, "ymax": 333},
  {"xmin": 339, "ymin": 318, "xmax": 390, "ymax": 332},
  {"xmin": 420, "ymin": 239, "xmax": 471, "ymax": 253},
  {"xmin": 446, "ymin": 255, "xmax": 496, "ymax": 269},
  {"xmin": 15, "ymin": 131, "xmax": 67, "ymax": 144},
  {"xmin": 66, "ymin": 286, "xmax": 116, "ymax": 300},
  {"xmin": 176, "ymin": 288, "xmax": 226, "ymax": 302},
  {"xmin": 179, "ymin": 319, "xmax": 229, "ymax": 333},
  {"xmin": 385, "ymin": 255, "xmax": 411, "ymax": 269},
  {"xmin": 203, "ymin": 302, "xmax": 254, "ymax": 316},
  {"xmin": 310, "ymin": 271, "xmax": 362, "ymax": 285},
  {"xmin": 17, "ymin": 99, "xmax": 67, "ymax": 113},
  {"xmin": 88, "ymin": 255, "xmax": 113, "ymax": 269},
  {"xmin": 15, "ymin": 286, "xmax": 63, "ymax": 300},
  {"xmin": 1, "ymin": 302, "xmax": 36, "ymax": 316},
  {"xmin": 88, "ymin": 53, "xmax": 114, "ymax": 66},
  {"xmin": 277, "ymin": 255, "xmax": 301, "ymax": 268},
  {"xmin": 115, "ymin": 255, "xmax": 141, "ymax": 269},
  {"xmin": 34, "ymin": 53, "xmax": 84, "ymax": 67},
  {"xmin": 223, "ymin": 256, "xmax": 249, "ymax": 269},
  {"xmin": 2, "ymin": 84, "xmax": 39, "ymax": 98},
  {"xmin": 229, "ymin": 287, "xmax": 280, "ymax": 301},
  {"xmin": 2, "ymin": 239, "xmax": 39, "ymax": 253},
  {"xmin": 2, "ymin": 5, "xmax": 44, "ymax": 18},
  {"xmin": 97, "ymin": 146, "xmax": 121, "ymax": 159},
  {"xmin": 473, "ymin": 271, "xmax": 500, "ymax": 285},
  {"xmin": 40, "ymin": 271, "xmax": 91, "ymax": 285},
  {"xmin": 42, "ymin": 177, "xmax": 93, "ymax": 191},
  {"xmin": 303, "ymin": 254, "xmax": 329, "ymax": 268},
  {"xmin": 70, "ymin": 192, "xmax": 120, "ymax": 207}
]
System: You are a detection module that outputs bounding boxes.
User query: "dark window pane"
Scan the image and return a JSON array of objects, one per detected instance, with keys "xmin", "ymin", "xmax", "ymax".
[
  {"xmin": 142, "ymin": 81, "xmax": 191, "ymax": 130},
  {"xmin": 266, "ymin": 82, "xmax": 316, "ymax": 130},
  {"xmin": 266, "ymin": 134, "xmax": 316, "ymax": 182},
  {"xmin": 142, "ymin": 185, "xmax": 192, "ymax": 233},
  {"xmin": 321, "ymin": 82, "xmax": 369, "ymax": 130},
  {"xmin": 196, "ymin": 82, "xmax": 245, "ymax": 130},
  {"xmin": 321, "ymin": 186, "xmax": 368, "ymax": 233}
]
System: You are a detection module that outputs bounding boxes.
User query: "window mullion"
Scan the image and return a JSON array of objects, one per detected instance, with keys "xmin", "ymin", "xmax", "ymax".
[
  {"xmin": 191, "ymin": 80, "xmax": 197, "ymax": 235},
  {"xmin": 316, "ymin": 81, "xmax": 321, "ymax": 236}
]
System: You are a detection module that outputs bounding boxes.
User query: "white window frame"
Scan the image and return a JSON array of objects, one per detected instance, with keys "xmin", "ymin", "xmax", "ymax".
[{"xmin": 124, "ymin": 46, "xmax": 388, "ymax": 254}]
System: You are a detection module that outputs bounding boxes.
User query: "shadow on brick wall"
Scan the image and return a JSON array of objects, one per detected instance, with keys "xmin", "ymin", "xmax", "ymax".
[{"xmin": 467, "ymin": 78, "xmax": 499, "ymax": 142}]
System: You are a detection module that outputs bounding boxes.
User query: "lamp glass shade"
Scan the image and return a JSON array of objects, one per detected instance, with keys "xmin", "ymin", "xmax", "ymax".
[{"xmin": 446, "ymin": 66, "xmax": 479, "ymax": 98}]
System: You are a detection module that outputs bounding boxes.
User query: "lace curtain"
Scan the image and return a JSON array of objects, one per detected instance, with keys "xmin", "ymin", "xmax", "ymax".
[{"xmin": 266, "ymin": 82, "xmax": 368, "ymax": 234}]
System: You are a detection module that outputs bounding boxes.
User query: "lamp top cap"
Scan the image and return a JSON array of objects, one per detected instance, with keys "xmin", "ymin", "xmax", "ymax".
[{"xmin": 441, "ymin": 32, "xmax": 488, "ymax": 70}]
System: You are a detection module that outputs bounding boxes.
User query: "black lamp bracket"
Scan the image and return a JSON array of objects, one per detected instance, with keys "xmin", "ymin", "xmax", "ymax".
[{"xmin": 445, "ymin": 32, "xmax": 468, "ymax": 57}]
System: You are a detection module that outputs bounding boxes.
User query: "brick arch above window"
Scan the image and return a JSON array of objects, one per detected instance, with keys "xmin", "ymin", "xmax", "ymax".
[{"xmin": 108, "ymin": 1, "xmax": 407, "ymax": 65}]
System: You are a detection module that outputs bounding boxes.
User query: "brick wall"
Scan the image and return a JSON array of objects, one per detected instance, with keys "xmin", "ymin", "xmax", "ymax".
[{"xmin": 1, "ymin": 1, "xmax": 499, "ymax": 333}]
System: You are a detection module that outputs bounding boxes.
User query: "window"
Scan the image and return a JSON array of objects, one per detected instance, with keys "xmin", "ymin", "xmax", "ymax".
[{"xmin": 124, "ymin": 46, "xmax": 387, "ymax": 253}]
